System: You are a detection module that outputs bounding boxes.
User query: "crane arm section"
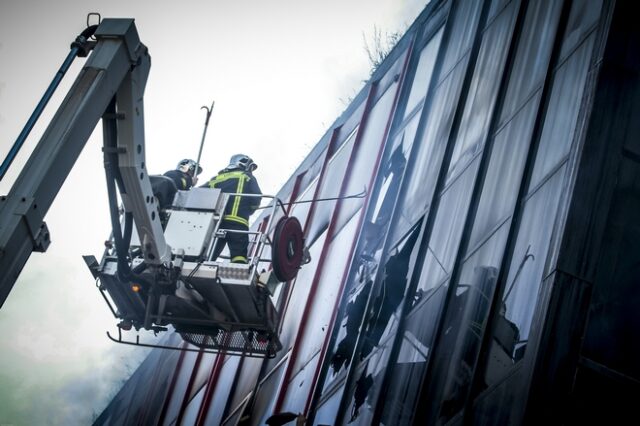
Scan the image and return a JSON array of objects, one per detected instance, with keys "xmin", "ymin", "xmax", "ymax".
[{"xmin": 0, "ymin": 19, "xmax": 169, "ymax": 308}]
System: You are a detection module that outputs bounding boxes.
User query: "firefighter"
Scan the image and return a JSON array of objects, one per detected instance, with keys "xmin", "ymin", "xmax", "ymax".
[
  {"xmin": 151, "ymin": 159, "xmax": 202, "ymax": 210},
  {"xmin": 204, "ymin": 154, "xmax": 262, "ymax": 263}
]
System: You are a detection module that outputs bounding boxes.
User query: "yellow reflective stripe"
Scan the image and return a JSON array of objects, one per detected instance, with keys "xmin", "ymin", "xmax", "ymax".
[
  {"xmin": 207, "ymin": 171, "xmax": 246, "ymax": 187},
  {"xmin": 231, "ymin": 256, "xmax": 247, "ymax": 263},
  {"xmin": 231, "ymin": 175, "xmax": 246, "ymax": 217},
  {"xmin": 181, "ymin": 177, "xmax": 187, "ymax": 189},
  {"xmin": 223, "ymin": 215, "xmax": 249, "ymax": 226}
]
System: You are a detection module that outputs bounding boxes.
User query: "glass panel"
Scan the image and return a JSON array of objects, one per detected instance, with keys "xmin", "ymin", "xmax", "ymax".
[
  {"xmin": 292, "ymin": 214, "xmax": 360, "ymax": 374},
  {"xmin": 560, "ymin": 0, "xmax": 603, "ymax": 61},
  {"xmin": 359, "ymin": 224, "xmax": 421, "ymax": 359},
  {"xmin": 371, "ymin": 111, "xmax": 420, "ymax": 245},
  {"xmin": 488, "ymin": 0, "xmax": 510, "ymax": 23},
  {"xmin": 338, "ymin": 79, "xmax": 399, "ymax": 229},
  {"xmin": 281, "ymin": 352, "xmax": 321, "ymax": 415},
  {"xmin": 499, "ymin": 0, "xmax": 562, "ymax": 123},
  {"xmin": 440, "ymin": 0, "xmax": 483, "ymax": 78},
  {"xmin": 306, "ymin": 129, "xmax": 357, "ymax": 244},
  {"xmin": 189, "ymin": 353, "xmax": 217, "ymax": 401},
  {"xmin": 322, "ymin": 265, "xmax": 374, "ymax": 393},
  {"xmin": 298, "ymin": 146, "xmax": 327, "ymax": 193},
  {"xmin": 290, "ymin": 179, "xmax": 318, "ymax": 235},
  {"xmin": 182, "ymin": 386, "xmax": 205, "ymax": 425},
  {"xmin": 492, "ymin": 166, "xmax": 566, "ymax": 373},
  {"xmin": 226, "ymin": 357, "xmax": 263, "ymax": 416},
  {"xmin": 419, "ymin": 158, "xmax": 481, "ymax": 291},
  {"xmin": 204, "ymin": 356, "xmax": 240, "ymax": 426},
  {"xmin": 249, "ymin": 362, "xmax": 287, "ymax": 426},
  {"xmin": 162, "ymin": 350, "xmax": 201, "ymax": 424},
  {"xmin": 433, "ymin": 224, "xmax": 510, "ymax": 422},
  {"xmin": 392, "ymin": 60, "xmax": 468, "ymax": 243},
  {"xmin": 447, "ymin": 2, "xmax": 518, "ymax": 183},
  {"xmin": 267, "ymin": 231, "xmax": 328, "ymax": 372},
  {"xmin": 530, "ymin": 35, "xmax": 595, "ymax": 188},
  {"xmin": 468, "ymin": 94, "xmax": 541, "ymax": 250},
  {"xmin": 403, "ymin": 27, "xmax": 444, "ymax": 119},
  {"xmin": 381, "ymin": 282, "xmax": 448, "ymax": 423},
  {"xmin": 338, "ymin": 339, "xmax": 394, "ymax": 425},
  {"xmin": 314, "ymin": 385, "xmax": 343, "ymax": 426}
]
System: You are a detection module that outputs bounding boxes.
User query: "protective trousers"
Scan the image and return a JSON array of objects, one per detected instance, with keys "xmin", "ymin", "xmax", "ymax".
[{"xmin": 212, "ymin": 219, "xmax": 249, "ymax": 263}]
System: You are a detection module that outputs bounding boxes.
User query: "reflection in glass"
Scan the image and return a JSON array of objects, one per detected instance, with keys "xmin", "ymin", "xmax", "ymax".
[
  {"xmin": 434, "ymin": 224, "xmax": 509, "ymax": 422},
  {"xmin": 499, "ymin": 167, "xmax": 565, "ymax": 352},
  {"xmin": 381, "ymin": 281, "xmax": 447, "ymax": 423}
]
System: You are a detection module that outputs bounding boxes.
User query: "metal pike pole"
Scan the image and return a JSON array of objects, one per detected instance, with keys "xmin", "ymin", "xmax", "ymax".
[{"xmin": 194, "ymin": 100, "xmax": 215, "ymax": 183}]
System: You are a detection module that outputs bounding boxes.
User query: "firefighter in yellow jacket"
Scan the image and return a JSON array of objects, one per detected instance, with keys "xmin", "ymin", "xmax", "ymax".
[{"xmin": 204, "ymin": 154, "xmax": 262, "ymax": 263}]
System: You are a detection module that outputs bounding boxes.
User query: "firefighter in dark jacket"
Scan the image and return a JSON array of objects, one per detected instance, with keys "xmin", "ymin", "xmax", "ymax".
[
  {"xmin": 205, "ymin": 154, "xmax": 262, "ymax": 263},
  {"xmin": 151, "ymin": 158, "xmax": 202, "ymax": 210}
]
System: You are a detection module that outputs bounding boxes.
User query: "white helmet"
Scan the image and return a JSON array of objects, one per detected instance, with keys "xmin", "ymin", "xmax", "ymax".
[
  {"xmin": 176, "ymin": 159, "xmax": 203, "ymax": 176},
  {"xmin": 227, "ymin": 154, "xmax": 257, "ymax": 172}
]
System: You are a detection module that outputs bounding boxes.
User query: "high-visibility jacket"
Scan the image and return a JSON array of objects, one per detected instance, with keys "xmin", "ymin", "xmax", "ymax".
[{"xmin": 205, "ymin": 169, "xmax": 261, "ymax": 226}]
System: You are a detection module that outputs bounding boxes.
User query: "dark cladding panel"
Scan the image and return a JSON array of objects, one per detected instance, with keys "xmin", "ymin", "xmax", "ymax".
[
  {"xmin": 468, "ymin": 94, "xmax": 541, "ymax": 250},
  {"xmin": 446, "ymin": 1, "xmax": 519, "ymax": 184},
  {"xmin": 530, "ymin": 35, "xmax": 595, "ymax": 189}
]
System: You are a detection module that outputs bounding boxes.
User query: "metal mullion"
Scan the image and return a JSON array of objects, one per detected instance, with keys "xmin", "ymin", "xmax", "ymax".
[
  {"xmin": 408, "ymin": 0, "xmax": 529, "ymax": 423},
  {"xmin": 272, "ymin": 83, "xmax": 379, "ymax": 415},
  {"xmin": 304, "ymin": 34, "xmax": 420, "ymax": 423},
  {"xmin": 195, "ymin": 353, "xmax": 226, "ymax": 426},
  {"xmin": 276, "ymin": 129, "xmax": 339, "ymax": 334},
  {"xmin": 158, "ymin": 342, "xmax": 189, "ymax": 424},
  {"xmin": 175, "ymin": 348, "xmax": 206, "ymax": 425},
  {"xmin": 462, "ymin": 0, "xmax": 577, "ymax": 423}
]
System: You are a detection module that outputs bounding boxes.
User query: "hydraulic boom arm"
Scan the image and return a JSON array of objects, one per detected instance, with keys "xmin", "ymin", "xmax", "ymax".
[{"xmin": 0, "ymin": 19, "xmax": 169, "ymax": 308}]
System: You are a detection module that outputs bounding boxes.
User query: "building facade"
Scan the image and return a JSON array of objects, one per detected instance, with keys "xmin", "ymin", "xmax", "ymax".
[{"xmin": 96, "ymin": 0, "xmax": 640, "ymax": 424}]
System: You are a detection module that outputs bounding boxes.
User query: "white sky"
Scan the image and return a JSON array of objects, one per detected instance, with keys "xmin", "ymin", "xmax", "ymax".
[{"xmin": 0, "ymin": 0, "xmax": 426, "ymax": 423}]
